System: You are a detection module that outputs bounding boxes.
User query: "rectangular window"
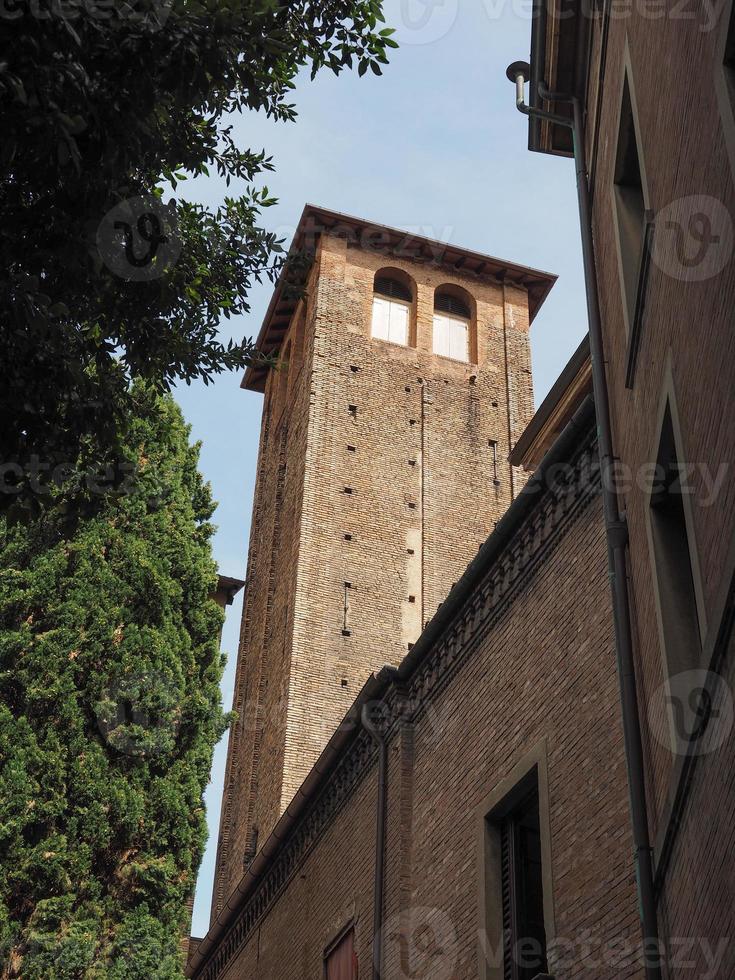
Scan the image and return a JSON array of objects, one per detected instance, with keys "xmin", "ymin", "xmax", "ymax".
[
  {"xmin": 480, "ymin": 749, "xmax": 553, "ymax": 980},
  {"xmin": 716, "ymin": 0, "xmax": 735, "ymax": 183},
  {"xmin": 372, "ymin": 296, "xmax": 409, "ymax": 346},
  {"xmin": 499, "ymin": 788, "xmax": 548, "ymax": 980},
  {"xmin": 325, "ymin": 928, "xmax": 356, "ymax": 980},
  {"xmin": 613, "ymin": 75, "xmax": 646, "ymax": 334},
  {"xmin": 433, "ymin": 313, "xmax": 469, "ymax": 362},
  {"xmin": 725, "ymin": 3, "xmax": 735, "ymax": 103},
  {"xmin": 649, "ymin": 404, "xmax": 701, "ymax": 684}
]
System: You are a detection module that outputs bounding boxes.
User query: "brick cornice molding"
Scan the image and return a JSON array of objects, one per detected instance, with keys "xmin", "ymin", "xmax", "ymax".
[
  {"xmin": 198, "ymin": 728, "xmax": 377, "ymax": 980},
  {"xmin": 192, "ymin": 424, "xmax": 599, "ymax": 980}
]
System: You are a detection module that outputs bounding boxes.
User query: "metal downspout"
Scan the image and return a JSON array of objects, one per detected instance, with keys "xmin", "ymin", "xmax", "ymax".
[
  {"xmin": 362, "ymin": 704, "xmax": 388, "ymax": 980},
  {"xmin": 507, "ymin": 65, "xmax": 662, "ymax": 980}
]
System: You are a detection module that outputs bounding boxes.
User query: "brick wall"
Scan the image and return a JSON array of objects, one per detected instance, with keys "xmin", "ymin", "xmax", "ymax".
[
  {"xmin": 211, "ymin": 230, "xmax": 537, "ymax": 920},
  {"xmin": 192, "ymin": 424, "xmax": 643, "ymax": 980},
  {"xmin": 584, "ymin": 3, "xmax": 735, "ymax": 972}
]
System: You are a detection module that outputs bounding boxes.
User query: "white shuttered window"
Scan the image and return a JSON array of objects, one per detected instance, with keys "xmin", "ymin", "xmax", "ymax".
[
  {"xmin": 432, "ymin": 312, "xmax": 469, "ymax": 362},
  {"xmin": 372, "ymin": 296, "xmax": 409, "ymax": 346}
]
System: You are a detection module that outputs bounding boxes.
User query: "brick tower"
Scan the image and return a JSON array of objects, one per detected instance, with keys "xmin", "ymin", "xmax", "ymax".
[{"xmin": 210, "ymin": 205, "xmax": 555, "ymax": 920}]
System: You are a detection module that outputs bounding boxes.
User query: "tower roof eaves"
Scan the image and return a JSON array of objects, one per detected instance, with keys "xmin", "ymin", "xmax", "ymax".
[{"xmin": 241, "ymin": 203, "xmax": 558, "ymax": 392}]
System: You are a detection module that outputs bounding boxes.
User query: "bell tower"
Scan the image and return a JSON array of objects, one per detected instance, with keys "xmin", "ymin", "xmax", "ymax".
[{"xmin": 210, "ymin": 205, "xmax": 555, "ymax": 920}]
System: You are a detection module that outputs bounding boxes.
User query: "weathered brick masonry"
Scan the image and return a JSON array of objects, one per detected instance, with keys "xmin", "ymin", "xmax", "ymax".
[
  {"xmin": 194, "ymin": 0, "xmax": 735, "ymax": 969},
  {"xmin": 210, "ymin": 208, "xmax": 556, "ymax": 922},
  {"xmin": 190, "ymin": 400, "xmax": 644, "ymax": 980},
  {"xmin": 529, "ymin": 0, "xmax": 735, "ymax": 973}
]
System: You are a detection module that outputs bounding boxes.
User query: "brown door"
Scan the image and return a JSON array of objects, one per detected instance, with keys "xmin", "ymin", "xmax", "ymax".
[{"xmin": 325, "ymin": 928, "xmax": 356, "ymax": 980}]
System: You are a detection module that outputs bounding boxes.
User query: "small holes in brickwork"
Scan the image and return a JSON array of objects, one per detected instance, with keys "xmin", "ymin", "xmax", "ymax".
[
  {"xmin": 342, "ymin": 630, "xmax": 352, "ymax": 637},
  {"xmin": 350, "ymin": 365, "xmax": 360, "ymax": 373},
  {"xmin": 347, "ymin": 445, "xmax": 356, "ymax": 452},
  {"xmin": 492, "ymin": 401, "xmax": 499, "ymax": 408},
  {"xmin": 344, "ymin": 534, "xmax": 353, "ymax": 542},
  {"xmin": 408, "ymin": 502, "xmax": 416, "ymax": 510},
  {"xmin": 341, "ymin": 678, "xmax": 348, "ymax": 687},
  {"xmin": 409, "ymin": 419, "xmax": 417, "ymax": 426},
  {"xmin": 407, "ymin": 548, "xmax": 415, "ymax": 555},
  {"xmin": 408, "ymin": 596, "xmax": 416, "ymax": 604},
  {"xmin": 405, "ymin": 386, "xmax": 411, "ymax": 393},
  {"xmin": 348, "ymin": 405, "xmax": 358, "ymax": 418},
  {"xmin": 408, "ymin": 459, "xmax": 417, "ymax": 466},
  {"xmin": 343, "ymin": 487, "xmax": 354, "ymax": 495}
]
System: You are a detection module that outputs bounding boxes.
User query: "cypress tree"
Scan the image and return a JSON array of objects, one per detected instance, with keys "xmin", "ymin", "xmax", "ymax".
[{"xmin": 0, "ymin": 387, "xmax": 227, "ymax": 978}]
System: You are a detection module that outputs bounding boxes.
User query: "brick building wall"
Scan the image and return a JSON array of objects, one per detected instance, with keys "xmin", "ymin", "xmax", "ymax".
[
  {"xmin": 582, "ymin": 3, "xmax": 735, "ymax": 972},
  {"xmin": 527, "ymin": 0, "xmax": 735, "ymax": 973},
  {"xmin": 211, "ymin": 214, "xmax": 550, "ymax": 921},
  {"xmin": 190, "ymin": 416, "xmax": 644, "ymax": 980},
  {"xmin": 210, "ymin": 263, "xmax": 316, "ymax": 921}
]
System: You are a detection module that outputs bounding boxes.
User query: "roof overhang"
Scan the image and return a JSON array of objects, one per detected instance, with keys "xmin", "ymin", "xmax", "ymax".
[
  {"xmin": 212, "ymin": 574, "xmax": 245, "ymax": 609},
  {"xmin": 509, "ymin": 334, "xmax": 592, "ymax": 470},
  {"xmin": 528, "ymin": 0, "xmax": 592, "ymax": 156},
  {"xmin": 242, "ymin": 204, "xmax": 558, "ymax": 392}
]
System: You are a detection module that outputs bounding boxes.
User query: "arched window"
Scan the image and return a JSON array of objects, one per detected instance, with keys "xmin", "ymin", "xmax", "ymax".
[
  {"xmin": 433, "ymin": 289, "xmax": 472, "ymax": 362},
  {"xmin": 372, "ymin": 274, "xmax": 412, "ymax": 347}
]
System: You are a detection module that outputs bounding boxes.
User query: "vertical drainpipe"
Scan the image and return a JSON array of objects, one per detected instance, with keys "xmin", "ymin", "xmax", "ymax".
[
  {"xmin": 506, "ymin": 64, "xmax": 662, "ymax": 980},
  {"xmin": 361, "ymin": 703, "xmax": 388, "ymax": 980}
]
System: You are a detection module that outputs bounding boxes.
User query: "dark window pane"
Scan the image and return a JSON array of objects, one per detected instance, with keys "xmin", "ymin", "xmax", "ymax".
[
  {"xmin": 501, "ymin": 790, "xmax": 548, "ymax": 980},
  {"xmin": 434, "ymin": 291, "xmax": 471, "ymax": 318},
  {"xmin": 374, "ymin": 276, "xmax": 412, "ymax": 303},
  {"xmin": 614, "ymin": 77, "xmax": 646, "ymax": 330}
]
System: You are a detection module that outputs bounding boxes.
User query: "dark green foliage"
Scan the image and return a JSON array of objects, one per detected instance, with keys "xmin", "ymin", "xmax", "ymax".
[
  {"xmin": 0, "ymin": 387, "xmax": 227, "ymax": 978},
  {"xmin": 0, "ymin": 0, "xmax": 395, "ymax": 509}
]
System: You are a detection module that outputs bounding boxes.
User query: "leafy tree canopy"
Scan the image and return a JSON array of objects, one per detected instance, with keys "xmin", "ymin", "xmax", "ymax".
[
  {"xmin": 0, "ymin": 386, "xmax": 228, "ymax": 978},
  {"xmin": 0, "ymin": 0, "xmax": 395, "ymax": 513}
]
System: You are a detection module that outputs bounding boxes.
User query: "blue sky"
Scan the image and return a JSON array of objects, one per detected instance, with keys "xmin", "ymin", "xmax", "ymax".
[{"xmin": 176, "ymin": 0, "xmax": 587, "ymax": 937}]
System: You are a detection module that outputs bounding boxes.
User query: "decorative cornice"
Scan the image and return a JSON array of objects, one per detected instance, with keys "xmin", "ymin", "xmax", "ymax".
[
  {"xmin": 198, "ymin": 730, "xmax": 376, "ymax": 980},
  {"xmin": 192, "ymin": 421, "xmax": 599, "ymax": 980}
]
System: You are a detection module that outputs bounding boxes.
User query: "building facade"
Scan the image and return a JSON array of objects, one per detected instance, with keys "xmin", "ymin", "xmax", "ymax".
[
  {"xmin": 525, "ymin": 0, "xmax": 735, "ymax": 975},
  {"xmin": 209, "ymin": 207, "xmax": 556, "ymax": 922},
  {"xmin": 191, "ymin": 4, "xmax": 735, "ymax": 970},
  {"xmin": 191, "ymin": 339, "xmax": 648, "ymax": 980}
]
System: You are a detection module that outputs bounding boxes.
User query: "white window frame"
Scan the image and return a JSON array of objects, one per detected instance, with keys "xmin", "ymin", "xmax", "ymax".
[
  {"xmin": 371, "ymin": 295, "xmax": 410, "ymax": 347},
  {"xmin": 432, "ymin": 311, "xmax": 469, "ymax": 363}
]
